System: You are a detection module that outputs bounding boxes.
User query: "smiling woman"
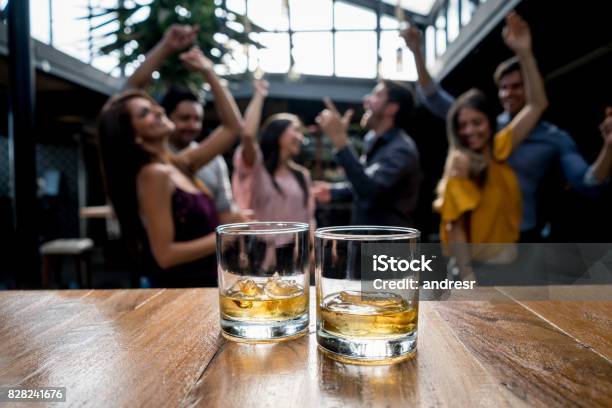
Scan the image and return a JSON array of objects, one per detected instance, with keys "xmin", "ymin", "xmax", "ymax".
[
  {"xmin": 97, "ymin": 27, "xmax": 244, "ymax": 288},
  {"xmin": 433, "ymin": 12, "xmax": 549, "ymax": 279},
  {"xmin": 232, "ymin": 80, "xmax": 316, "ymax": 228}
]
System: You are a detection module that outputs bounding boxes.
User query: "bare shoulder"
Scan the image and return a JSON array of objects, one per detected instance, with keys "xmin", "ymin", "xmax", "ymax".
[
  {"xmin": 137, "ymin": 163, "xmax": 173, "ymax": 192},
  {"xmin": 448, "ymin": 150, "xmax": 470, "ymax": 178}
]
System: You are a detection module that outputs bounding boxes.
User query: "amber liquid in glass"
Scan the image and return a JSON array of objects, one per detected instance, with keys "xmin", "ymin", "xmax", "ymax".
[
  {"xmin": 221, "ymin": 273, "xmax": 308, "ymax": 321},
  {"xmin": 320, "ymin": 291, "xmax": 417, "ymax": 338}
]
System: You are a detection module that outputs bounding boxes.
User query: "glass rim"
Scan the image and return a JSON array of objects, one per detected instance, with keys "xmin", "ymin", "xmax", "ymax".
[
  {"xmin": 315, "ymin": 225, "xmax": 420, "ymax": 241},
  {"xmin": 216, "ymin": 221, "xmax": 309, "ymax": 236}
]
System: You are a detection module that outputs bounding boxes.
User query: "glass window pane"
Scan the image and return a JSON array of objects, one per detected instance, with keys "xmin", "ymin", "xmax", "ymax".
[
  {"xmin": 335, "ymin": 32, "xmax": 376, "ymax": 78},
  {"xmin": 461, "ymin": 0, "xmax": 476, "ymax": 26},
  {"xmin": 425, "ymin": 25, "xmax": 436, "ymax": 69},
  {"xmin": 289, "ymin": 0, "xmax": 332, "ymax": 30},
  {"xmin": 30, "ymin": 0, "xmax": 50, "ymax": 43},
  {"xmin": 226, "ymin": 0, "xmax": 246, "ymax": 15},
  {"xmin": 248, "ymin": 0, "xmax": 289, "ymax": 31},
  {"xmin": 381, "ymin": 0, "xmax": 436, "ymax": 16},
  {"xmin": 223, "ymin": 39, "xmax": 248, "ymax": 75},
  {"xmin": 447, "ymin": 0, "xmax": 460, "ymax": 43},
  {"xmin": 292, "ymin": 32, "xmax": 333, "ymax": 76},
  {"xmin": 249, "ymin": 32, "xmax": 290, "ymax": 73},
  {"xmin": 380, "ymin": 15, "xmax": 400, "ymax": 30},
  {"xmin": 379, "ymin": 30, "xmax": 416, "ymax": 81},
  {"xmin": 50, "ymin": 0, "xmax": 91, "ymax": 62},
  {"xmin": 435, "ymin": 14, "xmax": 446, "ymax": 56},
  {"xmin": 334, "ymin": 1, "xmax": 376, "ymax": 30},
  {"xmin": 92, "ymin": 52, "xmax": 120, "ymax": 75}
]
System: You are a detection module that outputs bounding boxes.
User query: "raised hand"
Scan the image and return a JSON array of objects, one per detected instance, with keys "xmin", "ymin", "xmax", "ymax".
[
  {"xmin": 400, "ymin": 26, "xmax": 422, "ymax": 54},
  {"xmin": 315, "ymin": 97, "xmax": 354, "ymax": 149},
  {"xmin": 179, "ymin": 46, "xmax": 214, "ymax": 73},
  {"xmin": 253, "ymin": 79, "xmax": 269, "ymax": 98},
  {"xmin": 599, "ymin": 107, "xmax": 612, "ymax": 148},
  {"xmin": 162, "ymin": 24, "xmax": 199, "ymax": 53},
  {"xmin": 502, "ymin": 11, "xmax": 532, "ymax": 55}
]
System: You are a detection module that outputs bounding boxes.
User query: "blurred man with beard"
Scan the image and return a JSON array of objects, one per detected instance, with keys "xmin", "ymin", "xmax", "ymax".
[
  {"xmin": 160, "ymin": 87, "xmax": 237, "ymax": 218},
  {"xmin": 313, "ymin": 81, "xmax": 422, "ymax": 227}
]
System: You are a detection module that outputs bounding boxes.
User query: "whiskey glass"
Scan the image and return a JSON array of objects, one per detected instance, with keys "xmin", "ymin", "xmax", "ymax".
[
  {"xmin": 216, "ymin": 222, "xmax": 310, "ymax": 342},
  {"xmin": 315, "ymin": 226, "xmax": 420, "ymax": 364}
]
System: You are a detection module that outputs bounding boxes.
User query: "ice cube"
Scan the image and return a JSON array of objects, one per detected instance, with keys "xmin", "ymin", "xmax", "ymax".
[
  {"xmin": 326, "ymin": 291, "xmax": 407, "ymax": 314},
  {"xmin": 226, "ymin": 278, "xmax": 264, "ymax": 299},
  {"xmin": 264, "ymin": 272, "xmax": 303, "ymax": 298}
]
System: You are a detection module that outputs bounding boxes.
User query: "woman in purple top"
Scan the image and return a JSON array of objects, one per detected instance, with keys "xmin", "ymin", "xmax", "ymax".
[
  {"xmin": 233, "ymin": 80, "xmax": 316, "ymax": 228},
  {"xmin": 97, "ymin": 38, "xmax": 243, "ymax": 287}
]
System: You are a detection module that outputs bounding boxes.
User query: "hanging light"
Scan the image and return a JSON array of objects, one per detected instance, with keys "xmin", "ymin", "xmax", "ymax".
[
  {"xmin": 396, "ymin": 47, "xmax": 403, "ymax": 72},
  {"xmin": 395, "ymin": 0, "xmax": 405, "ymax": 72}
]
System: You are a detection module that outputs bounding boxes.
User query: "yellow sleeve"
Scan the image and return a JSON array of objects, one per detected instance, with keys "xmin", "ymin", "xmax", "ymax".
[
  {"xmin": 493, "ymin": 126, "xmax": 513, "ymax": 161},
  {"xmin": 438, "ymin": 177, "xmax": 481, "ymax": 222}
]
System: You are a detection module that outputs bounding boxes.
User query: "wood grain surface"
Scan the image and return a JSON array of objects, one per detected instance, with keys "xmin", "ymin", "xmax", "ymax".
[{"xmin": 0, "ymin": 287, "xmax": 610, "ymax": 407}]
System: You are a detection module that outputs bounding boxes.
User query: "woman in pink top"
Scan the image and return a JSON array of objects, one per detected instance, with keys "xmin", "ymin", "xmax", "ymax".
[{"xmin": 232, "ymin": 80, "xmax": 315, "ymax": 227}]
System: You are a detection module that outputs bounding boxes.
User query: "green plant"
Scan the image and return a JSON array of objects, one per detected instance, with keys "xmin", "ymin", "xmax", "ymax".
[{"xmin": 88, "ymin": 0, "xmax": 262, "ymax": 93}]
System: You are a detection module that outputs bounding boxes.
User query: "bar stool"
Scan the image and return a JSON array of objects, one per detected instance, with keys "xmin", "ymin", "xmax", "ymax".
[{"xmin": 40, "ymin": 238, "xmax": 94, "ymax": 288}]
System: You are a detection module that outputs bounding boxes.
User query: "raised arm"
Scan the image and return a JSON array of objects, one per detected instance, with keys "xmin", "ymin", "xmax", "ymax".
[
  {"xmin": 401, "ymin": 26, "xmax": 454, "ymax": 120},
  {"xmin": 240, "ymin": 80, "xmax": 269, "ymax": 167},
  {"xmin": 175, "ymin": 47, "xmax": 244, "ymax": 172},
  {"xmin": 401, "ymin": 26, "xmax": 433, "ymax": 89},
  {"xmin": 502, "ymin": 12, "xmax": 549, "ymax": 147},
  {"xmin": 137, "ymin": 164, "xmax": 216, "ymax": 269},
  {"xmin": 124, "ymin": 24, "xmax": 198, "ymax": 90}
]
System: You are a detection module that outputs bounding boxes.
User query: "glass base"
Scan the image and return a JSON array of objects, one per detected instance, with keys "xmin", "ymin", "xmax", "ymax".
[
  {"xmin": 317, "ymin": 329, "xmax": 417, "ymax": 365},
  {"xmin": 221, "ymin": 313, "xmax": 309, "ymax": 343}
]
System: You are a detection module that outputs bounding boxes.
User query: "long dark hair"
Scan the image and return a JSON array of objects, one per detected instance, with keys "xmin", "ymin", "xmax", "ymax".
[
  {"xmin": 259, "ymin": 113, "xmax": 309, "ymax": 207},
  {"xmin": 434, "ymin": 89, "xmax": 497, "ymax": 209},
  {"xmin": 96, "ymin": 90, "xmax": 156, "ymax": 257}
]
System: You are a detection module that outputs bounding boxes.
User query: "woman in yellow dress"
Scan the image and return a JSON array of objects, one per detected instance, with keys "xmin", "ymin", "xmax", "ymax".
[{"xmin": 434, "ymin": 12, "xmax": 548, "ymax": 279}]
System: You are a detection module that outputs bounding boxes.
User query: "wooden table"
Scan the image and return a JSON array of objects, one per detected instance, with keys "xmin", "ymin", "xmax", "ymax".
[{"xmin": 0, "ymin": 286, "xmax": 610, "ymax": 407}]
